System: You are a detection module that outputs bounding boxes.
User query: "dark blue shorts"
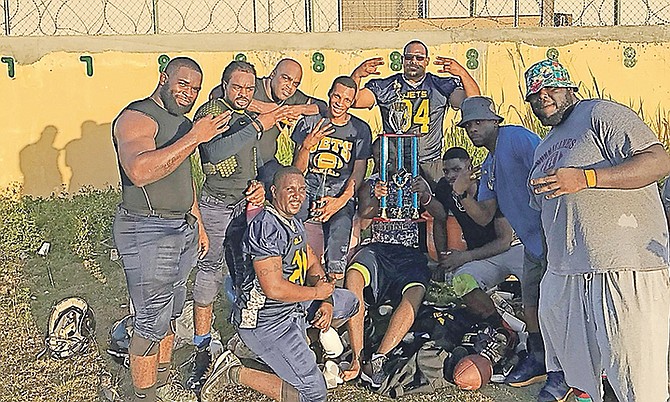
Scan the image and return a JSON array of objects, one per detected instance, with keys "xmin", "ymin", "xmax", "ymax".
[{"xmin": 348, "ymin": 242, "xmax": 430, "ymax": 307}]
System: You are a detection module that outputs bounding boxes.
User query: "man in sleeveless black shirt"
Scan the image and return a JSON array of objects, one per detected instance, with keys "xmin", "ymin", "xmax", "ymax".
[{"xmin": 112, "ymin": 57, "xmax": 230, "ymax": 402}]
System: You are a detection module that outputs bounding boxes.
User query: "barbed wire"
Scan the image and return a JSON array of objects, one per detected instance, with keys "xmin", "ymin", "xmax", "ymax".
[{"xmin": 0, "ymin": 0, "xmax": 666, "ymax": 36}]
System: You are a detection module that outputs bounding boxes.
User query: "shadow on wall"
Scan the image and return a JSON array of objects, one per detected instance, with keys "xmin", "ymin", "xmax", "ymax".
[
  {"xmin": 64, "ymin": 120, "xmax": 119, "ymax": 192},
  {"xmin": 19, "ymin": 125, "xmax": 64, "ymax": 197},
  {"xmin": 19, "ymin": 121, "xmax": 120, "ymax": 197}
]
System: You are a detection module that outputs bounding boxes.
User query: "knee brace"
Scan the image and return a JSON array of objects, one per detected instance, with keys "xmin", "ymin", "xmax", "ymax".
[{"xmin": 129, "ymin": 333, "xmax": 159, "ymax": 357}]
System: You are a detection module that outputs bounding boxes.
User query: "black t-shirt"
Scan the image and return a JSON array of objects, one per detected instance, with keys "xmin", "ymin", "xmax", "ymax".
[{"xmin": 434, "ymin": 178, "xmax": 497, "ymax": 250}]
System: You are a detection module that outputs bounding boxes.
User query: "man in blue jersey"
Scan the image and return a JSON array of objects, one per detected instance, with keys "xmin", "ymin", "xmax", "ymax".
[
  {"xmin": 200, "ymin": 166, "xmax": 359, "ymax": 402},
  {"xmin": 350, "ymin": 40, "xmax": 480, "ymax": 184},
  {"xmin": 452, "ymin": 96, "xmax": 570, "ymax": 401},
  {"xmin": 292, "ymin": 76, "xmax": 372, "ymax": 276}
]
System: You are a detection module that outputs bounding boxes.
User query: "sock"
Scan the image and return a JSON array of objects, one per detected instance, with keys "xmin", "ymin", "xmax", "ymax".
[
  {"xmin": 527, "ymin": 332, "xmax": 545, "ymax": 365},
  {"xmin": 133, "ymin": 383, "xmax": 157, "ymax": 402},
  {"xmin": 371, "ymin": 352, "xmax": 386, "ymax": 361},
  {"xmin": 229, "ymin": 365, "xmax": 241, "ymax": 384},
  {"xmin": 156, "ymin": 362, "xmax": 170, "ymax": 387},
  {"xmin": 194, "ymin": 333, "xmax": 212, "ymax": 349}
]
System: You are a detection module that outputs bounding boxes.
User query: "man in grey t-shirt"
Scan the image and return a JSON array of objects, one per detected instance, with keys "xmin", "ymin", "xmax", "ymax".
[{"xmin": 527, "ymin": 59, "xmax": 670, "ymax": 402}]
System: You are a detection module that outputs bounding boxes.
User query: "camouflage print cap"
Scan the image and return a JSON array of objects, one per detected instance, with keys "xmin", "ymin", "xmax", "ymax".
[{"xmin": 524, "ymin": 59, "xmax": 578, "ymax": 101}]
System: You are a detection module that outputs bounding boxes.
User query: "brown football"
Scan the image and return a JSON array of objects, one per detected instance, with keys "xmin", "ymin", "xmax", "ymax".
[{"xmin": 453, "ymin": 354, "xmax": 493, "ymax": 391}]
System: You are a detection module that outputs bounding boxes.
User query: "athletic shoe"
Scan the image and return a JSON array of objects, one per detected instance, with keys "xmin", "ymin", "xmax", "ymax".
[
  {"xmin": 537, "ymin": 371, "xmax": 573, "ymax": 402},
  {"xmin": 200, "ymin": 351, "xmax": 242, "ymax": 402},
  {"xmin": 574, "ymin": 388, "xmax": 594, "ymax": 402},
  {"xmin": 185, "ymin": 346, "xmax": 212, "ymax": 392},
  {"xmin": 360, "ymin": 354, "xmax": 388, "ymax": 388},
  {"xmin": 156, "ymin": 382, "xmax": 197, "ymax": 402},
  {"xmin": 505, "ymin": 352, "xmax": 546, "ymax": 387},
  {"xmin": 226, "ymin": 333, "xmax": 258, "ymax": 360}
]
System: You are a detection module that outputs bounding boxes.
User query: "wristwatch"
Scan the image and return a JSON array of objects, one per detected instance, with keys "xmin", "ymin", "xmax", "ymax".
[{"xmin": 452, "ymin": 190, "xmax": 468, "ymax": 201}]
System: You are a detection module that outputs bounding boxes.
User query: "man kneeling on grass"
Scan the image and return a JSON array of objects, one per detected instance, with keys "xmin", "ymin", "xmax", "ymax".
[{"xmin": 200, "ymin": 166, "xmax": 359, "ymax": 402}]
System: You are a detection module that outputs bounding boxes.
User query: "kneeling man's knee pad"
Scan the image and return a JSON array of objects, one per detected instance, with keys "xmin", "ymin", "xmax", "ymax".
[{"xmin": 129, "ymin": 333, "xmax": 159, "ymax": 357}]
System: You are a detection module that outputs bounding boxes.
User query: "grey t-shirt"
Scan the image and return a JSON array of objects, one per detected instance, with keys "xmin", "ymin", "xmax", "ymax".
[{"xmin": 529, "ymin": 99, "xmax": 669, "ymax": 275}]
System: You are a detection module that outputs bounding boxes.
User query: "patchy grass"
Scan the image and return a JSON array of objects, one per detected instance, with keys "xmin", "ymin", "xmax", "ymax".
[{"xmin": 1, "ymin": 185, "xmax": 548, "ymax": 401}]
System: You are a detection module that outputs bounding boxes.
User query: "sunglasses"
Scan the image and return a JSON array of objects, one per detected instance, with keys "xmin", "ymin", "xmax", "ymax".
[{"xmin": 403, "ymin": 54, "xmax": 427, "ymax": 62}]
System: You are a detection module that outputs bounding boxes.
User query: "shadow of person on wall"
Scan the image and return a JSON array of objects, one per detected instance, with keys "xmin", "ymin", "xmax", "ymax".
[
  {"xmin": 64, "ymin": 120, "xmax": 119, "ymax": 193},
  {"xmin": 19, "ymin": 125, "xmax": 64, "ymax": 197}
]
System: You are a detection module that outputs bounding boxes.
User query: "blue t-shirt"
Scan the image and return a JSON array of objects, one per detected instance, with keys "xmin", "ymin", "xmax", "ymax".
[
  {"xmin": 478, "ymin": 125, "xmax": 544, "ymax": 259},
  {"xmin": 366, "ymin": 73, "xmax": 462, "ymax": 162}
]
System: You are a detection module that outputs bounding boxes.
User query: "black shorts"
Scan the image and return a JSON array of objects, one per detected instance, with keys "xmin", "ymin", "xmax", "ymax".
[{"xmin": 348, "ymin": 242, "xmax": 430, "ymax": 307}]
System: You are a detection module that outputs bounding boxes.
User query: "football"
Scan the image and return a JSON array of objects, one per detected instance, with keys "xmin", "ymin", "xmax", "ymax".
[{"xmin": 453, "ymin": 354, "xmax": 493, "ymax": 391}]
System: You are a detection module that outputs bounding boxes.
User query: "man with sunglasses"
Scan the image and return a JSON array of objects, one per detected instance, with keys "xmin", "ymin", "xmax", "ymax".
[
  {"xmin": 452, "ymin": 96, "xmax": 572, "ymax": 401},
  {"xmin": 350, "ymin": 40, "xmax": 480, "ymax": 185},
  {"xmin": 186, "ymin": 60, "xmax": 292, "ymax": 393}
]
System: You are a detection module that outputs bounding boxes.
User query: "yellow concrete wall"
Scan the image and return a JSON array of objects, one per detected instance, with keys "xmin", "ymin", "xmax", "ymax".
[{"xmin": 1, "ymin": 27, "xmax": 669, "ymax": 196}]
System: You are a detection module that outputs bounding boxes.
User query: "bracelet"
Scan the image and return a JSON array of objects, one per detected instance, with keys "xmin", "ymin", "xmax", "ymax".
[
  {"xmin": 452, "ymin": 190, "xmax": 468, "ymax": 201},
  {"xmin": 584, "ymin": 169, "xmax": 597, "ymax": 188},
  {"xmin": 420, "ymin": 193, "xmax": 433, "ymax": 205}
]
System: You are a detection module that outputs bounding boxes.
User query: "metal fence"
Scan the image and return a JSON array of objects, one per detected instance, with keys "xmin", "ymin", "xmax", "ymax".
[{"xmin": 1, "ymin": 0, "xmax": 667, "ymax": 36}]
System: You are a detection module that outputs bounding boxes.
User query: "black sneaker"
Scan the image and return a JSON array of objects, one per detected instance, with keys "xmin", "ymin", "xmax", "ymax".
[
  {"xmin": 504, "ymin": 351, "xmax": 546, "ymax": 387},
  {"xmin": 538, "ymin": 371, "xmax": 572, "ymax": 402},
  {"xmin": 185, "ymin": 346, "xmax": 212, "ymax": 393},
  {"xmin": 360, "ymin": 354, "xmax": 388, "ymax": 388}
]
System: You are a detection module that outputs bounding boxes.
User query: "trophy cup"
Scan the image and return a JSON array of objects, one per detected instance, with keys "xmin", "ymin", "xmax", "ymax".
[{"xmin": 378, "ymin": 81, "xmax": 421, "ymax": 221}]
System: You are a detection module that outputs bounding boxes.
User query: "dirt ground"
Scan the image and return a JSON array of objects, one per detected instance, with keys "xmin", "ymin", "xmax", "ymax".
[{"xmin": 14, "ymin": 252, "xmax": 560, "ymax": 402}]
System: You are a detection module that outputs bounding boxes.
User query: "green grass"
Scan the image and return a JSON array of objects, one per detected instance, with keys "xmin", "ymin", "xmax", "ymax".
[{"xmin": 0, "ymin": 183, "xmax": 547, "ymax": 401}]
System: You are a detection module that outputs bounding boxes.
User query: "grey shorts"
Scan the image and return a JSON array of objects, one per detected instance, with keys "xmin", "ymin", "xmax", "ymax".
[
  {"xmin": 113, "ymin": 207, "xmax": 198, "ymax": 342},
  {"xmin": 193, "ymin": 193, "xmax": 234, "ymax": 306},
  {"xmin": 454, "ymin": 245, "xmax": 541, "ymax": 309},
  {"xmin": 539, "ymin": 269, "xmax": 670, "ymax": 402},
  {"xmin": 454, "ymin": 244, "xmax": 525, "ymax": 291}
]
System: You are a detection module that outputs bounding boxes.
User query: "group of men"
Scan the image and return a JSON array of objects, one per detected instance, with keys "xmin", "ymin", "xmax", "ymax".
[{"xmin": 112, "ymin": 39, "xmax": 670, "ymax": 402}]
